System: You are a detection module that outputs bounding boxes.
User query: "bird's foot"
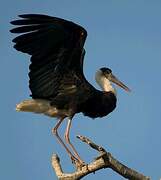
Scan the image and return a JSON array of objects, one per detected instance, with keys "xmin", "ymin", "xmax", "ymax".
[{"xmin": 70, "ymin": 155, "xmax": 86, "ymax": 170}]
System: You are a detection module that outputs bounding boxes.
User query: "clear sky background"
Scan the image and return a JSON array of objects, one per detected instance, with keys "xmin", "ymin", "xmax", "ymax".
[{"xmin": 1, "ymin": 1, "xmax": 161, "ymax": 180}]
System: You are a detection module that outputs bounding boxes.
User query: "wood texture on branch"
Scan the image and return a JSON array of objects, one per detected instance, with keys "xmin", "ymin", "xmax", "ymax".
[{"xmin": 51, "ymin": 135, "xmax": 150, "ymax": 180}]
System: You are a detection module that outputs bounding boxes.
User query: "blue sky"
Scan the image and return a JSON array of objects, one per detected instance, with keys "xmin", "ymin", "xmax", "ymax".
[{"xmin": 1, "ymin": 1, "xmax": 161, "ymax": 180}]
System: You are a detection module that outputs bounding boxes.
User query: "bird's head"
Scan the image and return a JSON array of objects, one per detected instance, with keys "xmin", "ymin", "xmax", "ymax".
[{"xmin": 99, "ymin": 67, "xmax": 131, "ymax": 92}]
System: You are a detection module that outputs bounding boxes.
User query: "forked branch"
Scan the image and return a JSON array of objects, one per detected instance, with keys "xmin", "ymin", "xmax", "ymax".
[{"xmin": 51, "ymin": 135, "xmax": 150, "ymax": 180}]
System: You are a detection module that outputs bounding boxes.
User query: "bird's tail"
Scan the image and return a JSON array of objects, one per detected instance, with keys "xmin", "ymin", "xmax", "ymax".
[
  {"xmin": 16, "ymin": 99, "xmax": 50, "ymax": 113},
  {"xmin": 16, "ymin": 99, "xmax": 60, "ymax": 117}
]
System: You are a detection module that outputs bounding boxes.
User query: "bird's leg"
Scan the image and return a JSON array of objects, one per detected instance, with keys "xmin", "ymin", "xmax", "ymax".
[
  {"xmin": 64, "ymin": 118, "xmax": 85, "ymax": 165},
  {"xmin": 52, "ymin": 117, "xmax": 79, "ymax": 164}
]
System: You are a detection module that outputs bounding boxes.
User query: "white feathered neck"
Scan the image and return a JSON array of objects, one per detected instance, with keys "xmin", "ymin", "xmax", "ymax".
[{"xmin": 95, "ymin": 70, "xmax": 116, "ymax": 95}]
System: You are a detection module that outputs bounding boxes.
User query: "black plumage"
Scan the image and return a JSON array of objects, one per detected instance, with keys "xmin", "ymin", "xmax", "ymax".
[
  {"xmin": 10, "ymin": 14, "xmax": 117, "ymax": 118},
  {"xmin": 10, "ymin": 14, "xmax": 130, "ymax": 164}
]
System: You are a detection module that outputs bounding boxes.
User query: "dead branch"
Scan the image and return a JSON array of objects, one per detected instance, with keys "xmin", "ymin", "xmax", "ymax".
[{"xmin": 51, "ymin": 135, "xmax": 150, "ymax": 180}]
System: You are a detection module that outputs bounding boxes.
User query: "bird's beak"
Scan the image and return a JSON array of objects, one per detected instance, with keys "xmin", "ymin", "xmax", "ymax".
[{"xmin": 109, "ymin": 73, "xmax": 131, "ymax": 92}]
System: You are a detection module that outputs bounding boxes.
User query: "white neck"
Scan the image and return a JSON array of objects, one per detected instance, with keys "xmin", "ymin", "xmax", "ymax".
[{"xmin": 95, "ymin": 70, "xmax": 116, "ymax": 95}]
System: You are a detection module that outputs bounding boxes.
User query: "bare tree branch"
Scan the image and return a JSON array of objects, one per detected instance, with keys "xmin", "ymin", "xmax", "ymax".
[{"xmin": 51, "ymin": 135, "xmax": 150, "ymax": 180}]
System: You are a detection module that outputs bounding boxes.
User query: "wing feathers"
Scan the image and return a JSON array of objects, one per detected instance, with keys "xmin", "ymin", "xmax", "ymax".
[
  {"xmin": 18, "ymin": 14, "xmax": 56, "ymax": 20},
  {"xmin": 11, "ymin": 14, "xmax": 90, "ymax": 101},
  {"xmin": 10, "ymin": 24, "xmax": 49, "ymax": 33}
]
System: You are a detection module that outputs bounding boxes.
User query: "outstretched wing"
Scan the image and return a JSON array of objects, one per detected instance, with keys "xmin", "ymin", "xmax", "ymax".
[{"xmin": 10, "ymin": 14, "xmax": 90, "ymax": 101}]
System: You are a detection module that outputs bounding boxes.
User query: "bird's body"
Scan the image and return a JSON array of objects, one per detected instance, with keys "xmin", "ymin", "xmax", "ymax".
[
  {"xmin": 16, "ymin": 89, "xmax": 116, "ymax": 119},
  {"xmin": 10, "ymin": 14, "xmax": 130, "ymax": 165}
]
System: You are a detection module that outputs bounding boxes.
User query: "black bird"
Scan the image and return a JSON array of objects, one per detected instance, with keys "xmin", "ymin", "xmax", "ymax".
[{"xmin": 10, "ymin": 14, "xmax": 130, "ymax": 165}]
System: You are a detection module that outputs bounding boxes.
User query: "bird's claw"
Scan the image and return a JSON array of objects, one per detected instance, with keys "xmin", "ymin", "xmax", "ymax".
[{"xmin": 70, "ymin": 156, "xmax": 86, "ymax": 170}]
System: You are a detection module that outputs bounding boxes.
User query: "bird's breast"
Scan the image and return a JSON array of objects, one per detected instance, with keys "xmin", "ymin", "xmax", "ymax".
[{"xmin": 80, "ymin": 91, "xmax": 117, "ymax": 118}]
